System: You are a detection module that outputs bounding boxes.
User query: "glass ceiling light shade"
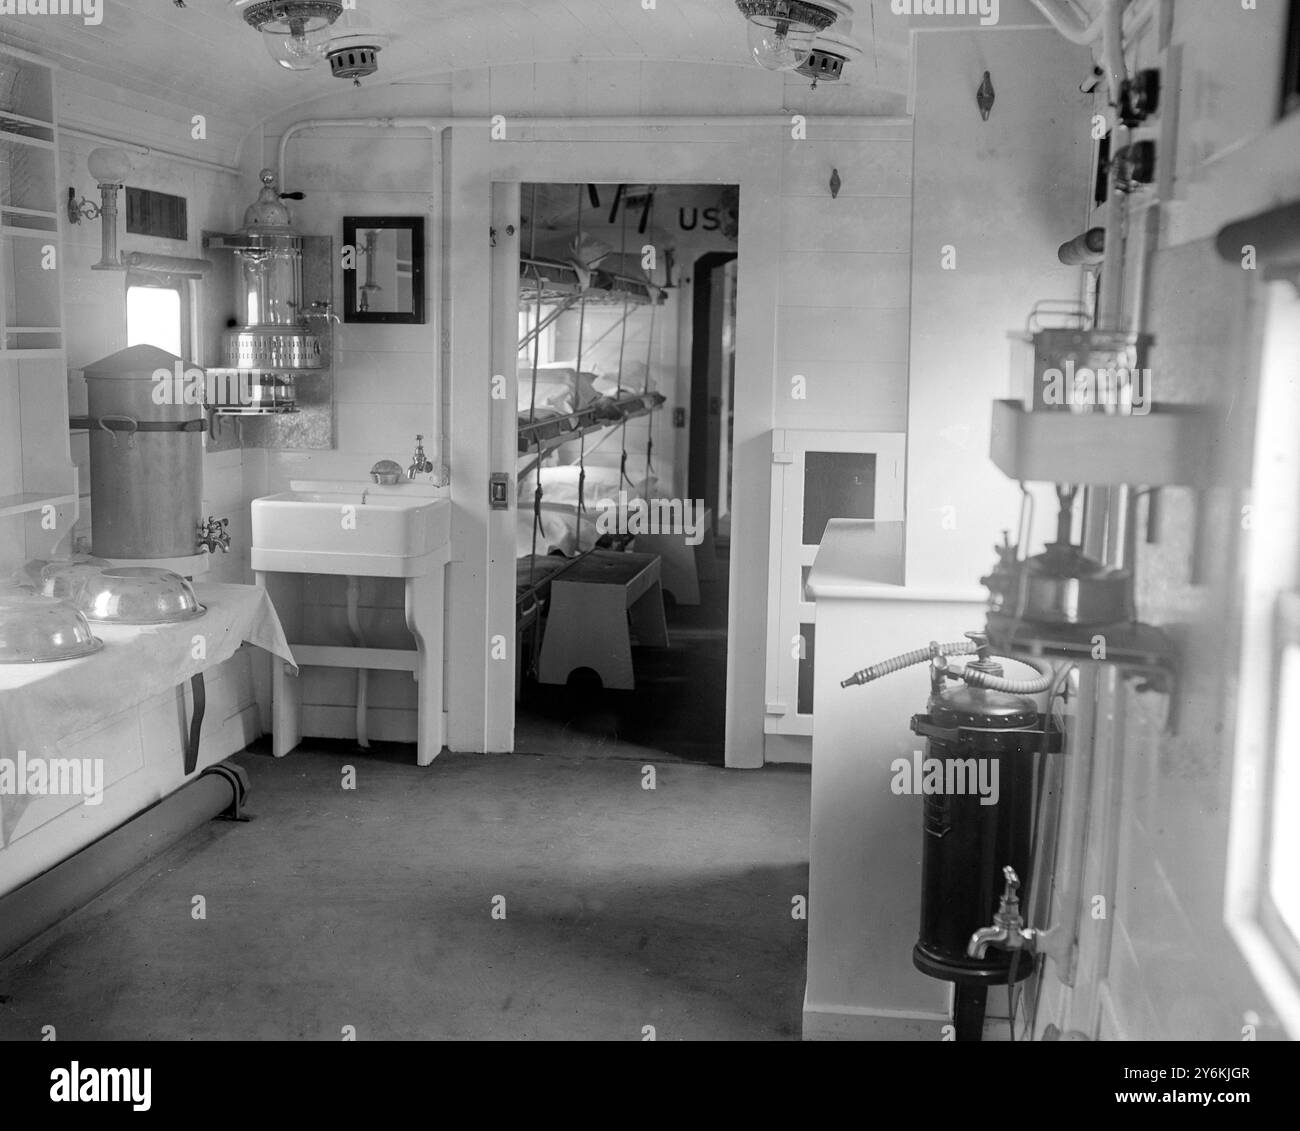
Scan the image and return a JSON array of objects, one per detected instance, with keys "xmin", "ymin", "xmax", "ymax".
[
  {"xmin": 735, "ymin": 0, "xmax": 839, "ymax": 72},
  {"xmin": 231, "ymin": 1, "xmax": 344, "ymax": 72}
]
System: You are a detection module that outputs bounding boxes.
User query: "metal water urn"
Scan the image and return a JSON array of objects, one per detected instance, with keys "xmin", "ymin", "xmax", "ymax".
[
  {"xmin": 225, "ymin": 168, "xmax": 321, "ymax": 372},
  {"xmin": 83, "ymin": 344, "xmax": 206, "ymax": 560}
]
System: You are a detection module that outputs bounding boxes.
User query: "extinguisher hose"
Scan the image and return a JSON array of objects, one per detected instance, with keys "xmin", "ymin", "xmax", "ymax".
[
  {"xmin": 840, "ymin": 640, "xmax": 979, "ymax": 687},
  {"xmin": 841, "ymin": 643, "xmax": 1054, "ymax": 694},
  {"xmin": 947, "ymin": 659, "xmax": 1054, "ymax": 695}
]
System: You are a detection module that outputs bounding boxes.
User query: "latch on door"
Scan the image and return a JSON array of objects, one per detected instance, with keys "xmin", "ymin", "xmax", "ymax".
[{"xmin": 490, "ymin": 473, "xmax": 511, "ymax": 510}]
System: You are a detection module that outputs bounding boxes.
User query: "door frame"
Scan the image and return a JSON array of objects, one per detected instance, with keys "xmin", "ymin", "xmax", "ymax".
[
  {"xmin": 688, "ymin": 250, "xmax": 738, "ymax": 528},
  {"xmin": 453, "ymin": 125, "xmax": 782, "ymax": 766}
]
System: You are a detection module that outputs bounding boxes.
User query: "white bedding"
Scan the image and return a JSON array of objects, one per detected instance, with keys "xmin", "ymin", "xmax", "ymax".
[
  {"xmin": 516, "ymin": 465, "xmax": 662, "ymax": 559},
  {"xmin": 517, "ymin": 365, "xmax": 600, "ymax": 416}
]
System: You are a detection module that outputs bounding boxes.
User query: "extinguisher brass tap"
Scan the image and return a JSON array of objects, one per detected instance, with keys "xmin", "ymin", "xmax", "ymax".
[{"xmin": 967, "ymin": 866, "xmax": 1039, "ymax": 959}]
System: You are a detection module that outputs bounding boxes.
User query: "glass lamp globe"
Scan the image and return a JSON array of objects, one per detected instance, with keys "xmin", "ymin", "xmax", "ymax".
[
  {"xmin": 87, "ymin": 147, "xmax": 133, "ymax": 184},
  {"xmin": 746, "ymin": 14, "xmax": 819, "ymax": 71},
  {"xmin": 261, "ymin": 17, "xmax": 334, "ymax": 70}
]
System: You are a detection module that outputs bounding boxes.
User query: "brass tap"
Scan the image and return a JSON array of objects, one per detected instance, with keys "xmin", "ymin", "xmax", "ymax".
[{"xmin": 198, "ymin": 516, "xmax": 231, "ymax": 554}]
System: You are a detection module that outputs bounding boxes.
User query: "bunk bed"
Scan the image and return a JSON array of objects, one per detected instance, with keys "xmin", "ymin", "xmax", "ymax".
[{"xmin": 515, "ymin": 204, "xmax": 678, "ymax": 690}]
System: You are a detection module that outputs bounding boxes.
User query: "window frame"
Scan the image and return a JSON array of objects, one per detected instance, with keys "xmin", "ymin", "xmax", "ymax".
[{"xmin": 1226, "ymin": 279, "xmax": 1300, "ymax": 1038}]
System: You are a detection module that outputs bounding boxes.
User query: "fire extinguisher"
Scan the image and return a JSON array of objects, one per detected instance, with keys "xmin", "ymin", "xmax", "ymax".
[{"xmin": 842, "ymin": 631, "xmax": 1062, "ymax": 1040}]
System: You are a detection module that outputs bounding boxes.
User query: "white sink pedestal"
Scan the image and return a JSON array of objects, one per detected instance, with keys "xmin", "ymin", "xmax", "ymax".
[{"xmin": 250, "ymin": 480, "xmax": 452, "ymax": 766}]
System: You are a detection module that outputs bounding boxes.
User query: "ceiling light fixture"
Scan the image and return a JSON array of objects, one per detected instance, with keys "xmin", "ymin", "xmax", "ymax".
[
  {"xmin": 796, "ymin": 12, "xmax": 862, "ymax": 88},
  {"xmin": 325, "ymin": 5, "xmax": 390, "ymax": 86},
  {"xmin": 734, "ymin": 0, "xmax": 840, "ymax": 72},
  {"xmin": 231, "ymin": 1, "xmax": 344, "ymax": 72}
]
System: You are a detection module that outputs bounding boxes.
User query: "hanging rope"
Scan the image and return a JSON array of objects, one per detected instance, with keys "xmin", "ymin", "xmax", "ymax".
[
  {"xmin": 526, "ymin": 185, "xmax": 543, "ymax": 427},
  {"xmin": 572, "ymin": 185, "xmax": 590, "ymax": 551},
  {"xmin": 642, "ymin": 190, "xmax": 658, "ymax": 490},
  {"xmin": 615, "ymin": 188, "xmax": 634, "ymax": 490},
  {"xmin": 527, "ymin": 185, "xmax": 544, "ymax": 588}
]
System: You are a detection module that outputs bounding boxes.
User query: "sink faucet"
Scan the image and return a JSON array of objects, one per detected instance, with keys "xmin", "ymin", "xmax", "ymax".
[{"xmin": 407, "ymin": 434, "xmax": 434, "ymax": 480}]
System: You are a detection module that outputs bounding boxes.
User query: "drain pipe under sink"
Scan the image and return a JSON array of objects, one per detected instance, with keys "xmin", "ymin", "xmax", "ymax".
[{"xmin": 345, "ymin": 576, "xmax": 371, "ymax": 750}]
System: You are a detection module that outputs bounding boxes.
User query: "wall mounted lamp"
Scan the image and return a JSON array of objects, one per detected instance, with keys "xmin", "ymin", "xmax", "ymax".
[{"xmin": 67, "ymin": 147, "xmax": 134, "ymax": 270}]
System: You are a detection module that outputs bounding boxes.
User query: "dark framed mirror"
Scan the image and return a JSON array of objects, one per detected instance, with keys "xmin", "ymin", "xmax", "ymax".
[{"xmin": 342, "ymin": 216, "xmax": 426, "ymax": 323}]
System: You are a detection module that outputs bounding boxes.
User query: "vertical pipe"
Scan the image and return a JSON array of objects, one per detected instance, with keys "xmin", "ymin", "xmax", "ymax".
[{"xmin": 346, "ymin": 575, "xmax": 371, "ymax": 749}]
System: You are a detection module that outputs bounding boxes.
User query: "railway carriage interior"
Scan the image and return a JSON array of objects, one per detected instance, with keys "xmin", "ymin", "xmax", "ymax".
[{"xmin": 0, "ymin": 0, "xmax": 1296, "ymax": 1056}]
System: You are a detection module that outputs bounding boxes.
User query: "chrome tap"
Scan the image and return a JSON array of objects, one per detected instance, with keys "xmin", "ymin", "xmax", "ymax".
[
  {"xmin": 407, "ymin": 434, "xmax": 433, "ymax": 480},
  {"xmin": 968, "ymin": 866, "xmax": 1038, "ymax": 958},
  {"xmin": 198, "ymin": 516, "xmax": 231, "ymax": 554}
]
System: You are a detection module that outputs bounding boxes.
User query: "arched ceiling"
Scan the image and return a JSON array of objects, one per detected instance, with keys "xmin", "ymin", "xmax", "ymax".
[{"xmin": 0, "ymin": 1, "xmax": 914, "ymax": 135}]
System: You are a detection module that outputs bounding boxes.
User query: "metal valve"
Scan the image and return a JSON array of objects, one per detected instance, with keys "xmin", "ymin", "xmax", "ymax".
[
  {"xmin": 198, "ymin": 516, "xmax": 231, "ymax": 554},
  {"xmin": 997, "ymin": 866, "xmax": 1022, "ymax": 921}
]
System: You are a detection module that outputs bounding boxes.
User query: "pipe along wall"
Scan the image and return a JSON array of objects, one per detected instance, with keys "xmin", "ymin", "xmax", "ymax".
[{"xmin": 0, "ymin": 762, "xmax": 249, "ymax": 962}]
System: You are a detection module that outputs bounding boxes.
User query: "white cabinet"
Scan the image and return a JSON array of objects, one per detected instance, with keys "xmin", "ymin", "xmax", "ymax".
[{"xmin": 763, "ymin": 428, "xmax": 905, "ymax": 737}]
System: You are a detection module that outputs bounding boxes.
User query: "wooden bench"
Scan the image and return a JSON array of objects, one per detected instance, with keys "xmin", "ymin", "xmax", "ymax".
[
  {"xmin": 536, "ymin": 550, "xmax": 668, "ymax": 690},
  {"xmin": 631, "ymin": 506, "xmax": 718, "ymax": 605}
]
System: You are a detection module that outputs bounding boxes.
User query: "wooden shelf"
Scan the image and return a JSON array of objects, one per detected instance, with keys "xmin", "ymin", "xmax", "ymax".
[
  {"xmin": 0, "ymin": 128, "xmax": 54, "ymax": 150},
  {"xmin": 0, "ymin": 109, "xmax": 53, "ymax": 131},
  {"xmin": 0, "ymin": 225, "xmax": 61, "ymax": 240},
  {"xmin": 2, "ymin": 206, "xmax": 58, "ymax": 220},
  {"xmin": 1, "ymin": 50, "xmax": 68, "ymax": 569},
  {"xmin": 0, "ymin": 491, "xmax": 78, "ymax": 519},
  {"xmin": 0, "ymin": 348, "xmax": 66, "ymax": 360},
  {"xmin": 990, "ymin": 399, "xmax": 1214, "ymax": 487}
]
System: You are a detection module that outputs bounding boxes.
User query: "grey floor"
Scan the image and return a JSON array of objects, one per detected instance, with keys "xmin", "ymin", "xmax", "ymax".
[{"xmin": 0, "ymin": 746, "xmax": 811, "ymax": 1041}]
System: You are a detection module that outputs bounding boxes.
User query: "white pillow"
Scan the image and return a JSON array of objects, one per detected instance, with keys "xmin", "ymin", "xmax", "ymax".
[{"xmin": 517, "ymin": 367, "xmax": 599, "ymax": 414}]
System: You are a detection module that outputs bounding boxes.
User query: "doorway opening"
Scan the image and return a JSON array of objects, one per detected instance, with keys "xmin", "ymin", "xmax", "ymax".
[{"xmin": 511, "ymin": 182, "xmax": 739, "ymax": 766}]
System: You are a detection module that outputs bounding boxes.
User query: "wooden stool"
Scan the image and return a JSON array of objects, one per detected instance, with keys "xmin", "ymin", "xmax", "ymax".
[{"xmin": 537, "ymin": 550, "xmax": 668, "ymax": 689}]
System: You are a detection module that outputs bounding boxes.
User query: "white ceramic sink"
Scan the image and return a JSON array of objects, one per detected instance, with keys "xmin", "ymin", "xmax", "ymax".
[{"xmin": 251, "ymin": 479, "xmax": 451, "ymax": 577}]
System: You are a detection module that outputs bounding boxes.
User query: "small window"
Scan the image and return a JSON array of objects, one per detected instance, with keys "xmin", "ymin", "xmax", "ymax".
[
  {"xmin": 1269, "ymin": 627, "xmax": 1300, "ymax": 940},
  {"xmin": 1228, "ymin": 280, "xmax": 1300, "ymax": 1037},
  {"xmin": 126, "ymin": 283, "xmax": 183, "ymax": 357},
  {"xmin": 802, "ymin": 451, "xmax": 877, "ymax": 546},
  {"xmin": 518, "ymin": 308, "xmax": 555, "ymax": 367}
]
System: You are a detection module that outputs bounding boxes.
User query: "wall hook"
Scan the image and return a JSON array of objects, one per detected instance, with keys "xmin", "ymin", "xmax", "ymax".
[
  {"xmin": 829, "ymin": 168, "xmax": 842, "ymax": 199},
  {"xmin": 977, "ymin": 70, "xmax": 995, "ymax": 121}
]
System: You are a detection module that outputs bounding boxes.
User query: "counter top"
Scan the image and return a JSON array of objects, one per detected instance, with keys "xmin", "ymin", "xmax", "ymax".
[
  {"xmin": 807, "ymin": 519, "xmax": 987, "ymax": 603},
  {"xmin": 0, "ymin": 581, "xmax": 293, "ymax": 773}
]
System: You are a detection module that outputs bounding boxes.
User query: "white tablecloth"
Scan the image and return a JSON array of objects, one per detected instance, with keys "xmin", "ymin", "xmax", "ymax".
[{"xmin": 0, "ymin": 583, "xmax": 295, "ymax": 834}]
